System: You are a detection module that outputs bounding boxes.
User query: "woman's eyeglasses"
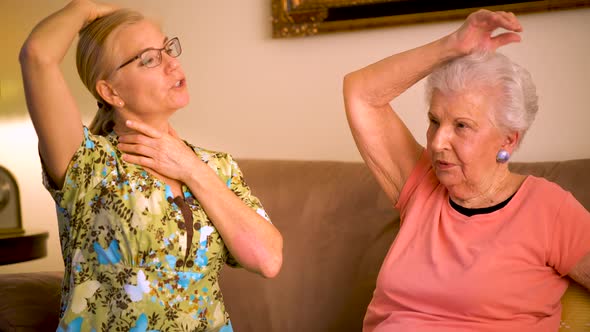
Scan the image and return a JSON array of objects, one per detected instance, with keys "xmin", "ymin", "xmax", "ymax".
[{"xmin": 115, "ymin": 37, "xmax": 181, "ymax": 71}]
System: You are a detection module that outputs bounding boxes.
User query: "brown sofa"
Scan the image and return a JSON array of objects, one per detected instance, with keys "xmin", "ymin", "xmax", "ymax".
[{"xmin": 1, "ymin": 158, "xmax": 589, "ymax": 332}]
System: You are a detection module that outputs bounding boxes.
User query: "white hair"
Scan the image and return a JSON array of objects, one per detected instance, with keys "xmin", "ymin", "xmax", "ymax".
[{"xmin": 425, "ymin": 52, "xmax": 538, "ymax": 147}]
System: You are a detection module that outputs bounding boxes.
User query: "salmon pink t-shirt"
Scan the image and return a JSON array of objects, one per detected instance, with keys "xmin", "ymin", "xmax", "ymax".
[{"xmin": 363, "ymin": 151, "xmax": 590, "ymax": 332}]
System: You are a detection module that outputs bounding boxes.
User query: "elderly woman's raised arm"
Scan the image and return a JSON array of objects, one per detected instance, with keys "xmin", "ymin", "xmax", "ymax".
[
  {"xmin": 343, "ymin": 39, "xmax": 450, "ymax": 204},
  {"xmin": 343, "ymin": 10, "xmax": 522, "ymax": 204}
]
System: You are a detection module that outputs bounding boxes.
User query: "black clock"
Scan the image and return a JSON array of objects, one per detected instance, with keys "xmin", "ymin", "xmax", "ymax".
[{"xmin": 0, "ymin": 165, "xmax": 24, "ymax": 235}]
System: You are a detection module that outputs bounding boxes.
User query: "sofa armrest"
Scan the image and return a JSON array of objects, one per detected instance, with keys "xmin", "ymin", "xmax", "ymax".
[{"xmin": 0, "ymin": 271, "xmax": 63, "ymax": 332}]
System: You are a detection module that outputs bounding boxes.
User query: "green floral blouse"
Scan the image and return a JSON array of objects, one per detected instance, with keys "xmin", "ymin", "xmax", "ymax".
[{"xmin": 43, "ymin": 127, "xmax": 270, "ymax": 332}]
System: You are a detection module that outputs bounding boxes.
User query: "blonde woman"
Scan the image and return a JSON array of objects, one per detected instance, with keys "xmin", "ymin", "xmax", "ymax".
[{"xmin": 20, "ymin": 0, "xmax": 282, "ymax": 331}]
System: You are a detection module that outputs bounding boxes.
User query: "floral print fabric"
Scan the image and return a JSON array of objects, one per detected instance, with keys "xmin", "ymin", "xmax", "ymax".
[{"xmin": 43, "ymin": 127, "xmax": 270, "ymax": 332}]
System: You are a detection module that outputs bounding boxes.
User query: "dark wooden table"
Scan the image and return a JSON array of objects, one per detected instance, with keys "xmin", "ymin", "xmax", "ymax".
[{"xmin": 0, "ymin": 231, "xmax": 49, "ymax": 265}]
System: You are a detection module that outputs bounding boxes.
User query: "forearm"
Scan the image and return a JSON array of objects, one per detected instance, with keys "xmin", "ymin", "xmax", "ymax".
[
  {"xmin": 184, "ymin": 163, "xmax": 283, "ymax": 278},
  {"xmin": 20, "ymin": 0, "xmax": 91, "ymax": 66},
  {"xmin": 344, "ymin": 36, "xmax": 461, "ymax": 108},
  {"xmin": 341, "ymin": 37, "xmax": 459, "ymax": 203}
]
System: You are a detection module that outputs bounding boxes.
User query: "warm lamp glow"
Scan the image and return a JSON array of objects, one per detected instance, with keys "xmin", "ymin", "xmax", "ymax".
[
  {"xmin": 0, "ymin": 79, "xmax": 24, "ymax": 102},
  {"xmin": 0, "ymin": 79, "xmax": 27, "ymax": 118}
]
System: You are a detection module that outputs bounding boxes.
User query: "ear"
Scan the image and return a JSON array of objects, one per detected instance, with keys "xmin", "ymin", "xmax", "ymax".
[
  {"xmin": 502, "ymin": 131, "xmax": 520, "ymax": 152},
  {"xmin": 96, "ymin": 80, "xmax": 123, "ymax": 107}
]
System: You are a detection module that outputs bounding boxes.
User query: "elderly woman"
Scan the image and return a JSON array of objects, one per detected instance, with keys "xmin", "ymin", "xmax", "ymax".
[
  {"xmin": 19, "ymin": 0, "xmax": 282, "ymax": 331},
  {"xmin": 343, "ymin": 9, "xmax": 590, "ymax": 332}
]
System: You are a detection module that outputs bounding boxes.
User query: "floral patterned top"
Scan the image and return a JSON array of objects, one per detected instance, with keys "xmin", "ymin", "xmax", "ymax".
[{"xmin": 43, "ymin": 127, "xmax": 270, "ymax": 332}]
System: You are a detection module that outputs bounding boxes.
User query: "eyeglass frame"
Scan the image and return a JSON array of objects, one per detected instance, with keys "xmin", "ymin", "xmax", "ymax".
[{"xmin": 114, "ymin": 37, "xmax": 182, "ymax": 71}]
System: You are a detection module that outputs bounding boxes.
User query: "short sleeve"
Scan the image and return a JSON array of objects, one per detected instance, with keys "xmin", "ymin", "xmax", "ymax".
[
  {"xmin": 224, "ymin": 154, "xmax": 271, "ymax": 267},
  {"xmin": 548, "ymin": 193, "xmax": 590, "ymax": 276},
  {"xmin": 41, "ymin": 127, "xmax": 114, "ymax": 210},
  {"xmin": 227, "ymin": 155, "xmax": 271, "ymax": 223}
]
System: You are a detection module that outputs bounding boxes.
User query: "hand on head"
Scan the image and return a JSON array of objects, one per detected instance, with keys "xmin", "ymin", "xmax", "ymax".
[
  {"xmin": 450, "ymin": 9, "xmax": 523, "ymax": 55},
  {"xmin": 74, "ymin": 0, "xmax": 120, "ymax": 27}
]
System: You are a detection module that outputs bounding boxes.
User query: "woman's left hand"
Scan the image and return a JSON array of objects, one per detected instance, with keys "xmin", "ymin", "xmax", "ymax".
[{"xmin": 117, "ymin": 120, "xmax": 198, "ymax": 182}]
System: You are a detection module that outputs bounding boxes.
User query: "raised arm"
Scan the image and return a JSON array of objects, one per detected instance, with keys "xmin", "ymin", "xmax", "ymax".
[
  {"xmin": 343, "ymin": 9, "xmax": 522, "ymax": 204},
  {"xmin": 19, "ymin": 0, "xmax": 116, "ymax": 188}
]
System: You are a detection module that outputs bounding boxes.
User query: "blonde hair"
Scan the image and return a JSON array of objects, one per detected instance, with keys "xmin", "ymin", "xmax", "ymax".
[{"xmin": 76, "ymin": 9, "xmax": 144, "ymax": 135}]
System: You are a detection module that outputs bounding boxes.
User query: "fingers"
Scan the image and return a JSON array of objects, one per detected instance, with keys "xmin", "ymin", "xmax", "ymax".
[
  {"xmin": 168, "ymin": 124, "xmax": 180, "ymax": 138},
  {"xmin": 83, "ymin": 0, "xmax": 120, "ymax": 25},
  {"xmin": 486, "ymin": 11, "xmax": 522, "ymax": 51},
  {"xmin": 457, "ymin": 9, "xmax": 522, "ymax": 53},
  {"xmin": 478, "ymin": 9, "xmax": 522, "ymax": 32},
  {"xmin": 117, "ymin": 133, "xmax": 153, "ymax": 147},
  {"xmin": 120, "ymin": 153, "xmax": 156, "ymax": 170},
  {"xmin": 124, "ymin": 120, "xmax": 163, "ymax": 139},
  {"xmin": 492, "ymin": 11, "xmax": 522, "ymax": 32},
  {"xmin": 491, "ymin": 32, "xmax": 521, "ymax": 49},
  {"xmin": 470, "ymin": 9, "xmax": 522, "ymax": 33},
  {"xmin": 117, "ymin": 141, "xmax": 158, "ymax": 158}
]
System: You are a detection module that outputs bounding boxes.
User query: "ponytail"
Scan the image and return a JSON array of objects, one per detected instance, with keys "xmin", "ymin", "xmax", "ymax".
[{"xmin": 89, "ymin": 101, "xmax": 115, "ymax": 135}]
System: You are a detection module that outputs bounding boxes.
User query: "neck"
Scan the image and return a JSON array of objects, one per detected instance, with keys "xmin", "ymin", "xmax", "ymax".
[
  {"xmin": 112, "ymin": 110, "xmax": 170, "ymax": 136},
  {"xmin": 448, "ymin": 167, "xmax": 523, "ymax": 209}
]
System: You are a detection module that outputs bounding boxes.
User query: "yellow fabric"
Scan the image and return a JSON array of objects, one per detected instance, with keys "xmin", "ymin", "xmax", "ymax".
[{"xmin": 560, "ymin": 281, "xmax": 590, "ymax": 331}]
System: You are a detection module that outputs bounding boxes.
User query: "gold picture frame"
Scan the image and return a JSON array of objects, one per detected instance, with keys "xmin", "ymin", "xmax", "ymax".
[{"xmin": 272, "ymin": 0, "xmax": 590, "ymax": 38}]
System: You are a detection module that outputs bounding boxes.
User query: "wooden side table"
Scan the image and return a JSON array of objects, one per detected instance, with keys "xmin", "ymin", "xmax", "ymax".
[{"xmin": 0, "ymin": 231, "xmax": 49, "ymax": 265}]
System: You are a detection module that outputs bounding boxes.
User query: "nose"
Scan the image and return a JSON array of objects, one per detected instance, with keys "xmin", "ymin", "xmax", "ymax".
[
  {"xmin": 429, "ymin": 125, "xmax": 451, "ymax": 152},
  {"xmin": 163, "ymin": 53, "xmax": 180, "ymax": 72}
]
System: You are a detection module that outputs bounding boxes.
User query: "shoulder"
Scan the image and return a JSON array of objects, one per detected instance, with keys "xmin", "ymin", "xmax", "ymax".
[
  {"xmin": 44, "ymin": 127, "xmax": 120, "ymax": 199},
  {"xmin": 184, "ymin": 142, "xmax": 239, "ymax": 176},
  {"xmin": 187, "ymin": 144, "xmax": 233, "ymax": 164},
  {"xmin": 515, "ymin": 175, "xmax": 588, "ymax": 221},
  {"xmin": 59, "ymin": 126, "xmax": 119, "ymax": 175},
  {"xmin": 519, "ymin": 176, "xmax": 571, "ymax": 203},
  {"xmin": 80, "ymin": 126, "xmax": 118, "ymax": 155}
]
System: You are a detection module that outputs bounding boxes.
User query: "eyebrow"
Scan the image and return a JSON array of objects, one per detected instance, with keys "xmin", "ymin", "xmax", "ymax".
[
  {"xmin": 134, "ymin": 37, "xmax": 170, "ymax": 55},
  {"xmin": 115, "ymin": 37, "xmax": 172, "ymax": 71}
]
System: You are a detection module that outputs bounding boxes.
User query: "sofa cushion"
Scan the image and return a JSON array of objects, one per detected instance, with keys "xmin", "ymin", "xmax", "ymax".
[
  {"xmin": 560, "ymin": 279, "xmax": 590, "ymax": 330},
  {"xmin": 221, "ymin": 160, "xmax": 400, "ymax": 332},
  {"xmin": 0, "ymin": 271, "xmax": 62, "ymax": 332}
]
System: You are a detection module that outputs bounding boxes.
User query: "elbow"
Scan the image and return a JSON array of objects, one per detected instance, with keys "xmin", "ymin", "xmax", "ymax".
[
  {"xmin": 342, "ymin": 72, "xmax": 357, "ymax": 99},
  {"xmin": 19, "ymin": 38, "xmax": 50, "ymax": 67},
  {"xmin": 343, "ymin": 70, "xmax": 365, "ymax": 95},
  {"xmin": 260, "ymin": 237, "xmax": 283, "ymax": 279},
  {"xmin": 343, "ymin": 71, "xmax": 366, "ymax": 111},
  {"xmin": 19, "ymin": 41, "xmax": 32, "ymax": 66}
]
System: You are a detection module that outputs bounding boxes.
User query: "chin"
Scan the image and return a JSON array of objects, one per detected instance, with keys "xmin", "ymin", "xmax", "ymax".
[
  {"xmin": 434, "ymin": 171, "xmax": 459, "ymax": 188},
  {"xmin": 173, "ymin": 96, "xmax": 190, "ymax": 109}
]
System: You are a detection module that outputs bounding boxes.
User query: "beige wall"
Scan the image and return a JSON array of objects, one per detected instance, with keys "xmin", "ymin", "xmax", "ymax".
[{"xmin": 1, "ymin": 0, "xmax": 589, "ymax": 273}]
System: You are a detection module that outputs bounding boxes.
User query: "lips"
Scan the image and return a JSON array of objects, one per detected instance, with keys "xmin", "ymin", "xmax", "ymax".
[{"xmin": 435, "ymin": 160, "xmax": 455, "ymax": 170}]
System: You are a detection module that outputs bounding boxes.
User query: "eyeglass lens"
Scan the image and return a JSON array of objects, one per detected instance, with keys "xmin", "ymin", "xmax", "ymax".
[{"xmin": 140, "ymin": 38, "xmax": 181, "ymax": 68}]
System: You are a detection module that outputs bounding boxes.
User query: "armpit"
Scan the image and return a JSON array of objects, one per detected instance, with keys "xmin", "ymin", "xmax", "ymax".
[{"xmin": 569, "ymin": 251, "xmax": 590, "ymax": 291}]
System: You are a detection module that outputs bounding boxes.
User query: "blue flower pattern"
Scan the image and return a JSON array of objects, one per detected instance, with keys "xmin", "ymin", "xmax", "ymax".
[{"xmin": 45, "ymin": 127, "xmax": 270, "ymax": 332}]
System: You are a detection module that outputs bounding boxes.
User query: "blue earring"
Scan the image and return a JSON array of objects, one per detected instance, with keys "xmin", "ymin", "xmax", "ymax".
[{"xmin": 496, "ymin": 149, "xmax": 510, "ymax": 163}]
